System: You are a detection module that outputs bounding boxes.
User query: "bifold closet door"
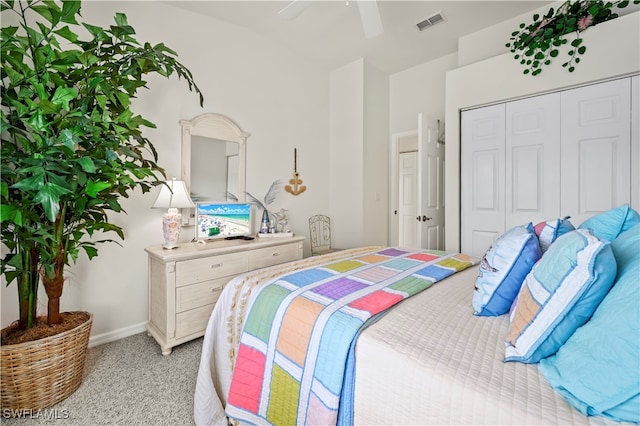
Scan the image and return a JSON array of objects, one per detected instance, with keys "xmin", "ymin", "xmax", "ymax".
[
  {"xmin": 561, "ymin": 78, "xmax": 632, "ymax": 225},
  {"xmin": 505, "ymin": 93, "xmax": 561, "ymax": 229},
  {"xmin": 461, "ymin": 104, "xmax": 505, "ymax": 258}
]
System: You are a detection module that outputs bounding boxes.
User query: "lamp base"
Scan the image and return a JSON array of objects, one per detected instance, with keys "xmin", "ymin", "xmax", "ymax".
[{"xmin": 161, "ymin": 210, "xmax": 182, "ymax": 249}]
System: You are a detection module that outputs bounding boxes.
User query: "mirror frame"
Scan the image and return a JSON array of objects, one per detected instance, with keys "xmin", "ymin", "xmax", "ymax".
[{"xmin": 180, "ymin": 113, "xmax": 249, "ymax": 206}]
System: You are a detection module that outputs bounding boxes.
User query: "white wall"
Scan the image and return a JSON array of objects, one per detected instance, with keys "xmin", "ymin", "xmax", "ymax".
[
  {"xmin": 389, "ymin": 53, "xmax": 458, "ymax": 135},
  {"xmin": 330, "ymin": 60, "xmax": 365, "ymax": 248},
  {"xmin": 1, "ymin": 1, "xmax": 331, "ymax": 341},
  {"xmin": 329, "ymin": 59, "xmax": 389, "ymax": 250},
  {"xmin": 445, "ymin": 12, "xmax": 640, "ymax": 252},
  {"xmin": 363, "ymin": 62, "xmax": 390, "ymax": 246}
]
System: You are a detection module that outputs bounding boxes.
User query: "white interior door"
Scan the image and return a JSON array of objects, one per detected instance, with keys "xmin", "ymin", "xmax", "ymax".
[
  {"xmin": 461, "ymin": 104, "xmax": 506, "ymax": 258},
  {"xmin": 398, "ymin": 151, "xmax": 418, "ymax": 248},
  {"xmin": 418, "ymin": 114, "xmax": 445, "ymax": 250},
  {"xmin": 561, "ymin": 78, "xmax": 632, "ymax": 225},
  {"xmin": 505, "ymin": 92, "xmax": 561, "ymax": 229}
]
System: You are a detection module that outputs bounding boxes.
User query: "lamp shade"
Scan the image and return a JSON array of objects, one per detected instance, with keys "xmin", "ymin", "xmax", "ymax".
[{"xmin": 152, "ymin": 178, "xmax": 195, "ymax": 209}]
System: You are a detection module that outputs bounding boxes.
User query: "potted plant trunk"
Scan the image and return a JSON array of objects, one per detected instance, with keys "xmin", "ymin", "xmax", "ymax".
[{"xmin": 0, "ymin": 0, "xmax": 202, "ymax": 412}]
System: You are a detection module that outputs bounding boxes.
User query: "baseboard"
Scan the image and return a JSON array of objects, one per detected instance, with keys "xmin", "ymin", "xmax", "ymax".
[{"xmin": 89, "ymin": 321, "xmax": 147, "ymax": 348}]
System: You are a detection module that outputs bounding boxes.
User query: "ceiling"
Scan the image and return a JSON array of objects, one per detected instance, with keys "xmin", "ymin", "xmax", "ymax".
[{"xmin": 164, "ymin": 0, "xmax": 554, "ymax": 74}]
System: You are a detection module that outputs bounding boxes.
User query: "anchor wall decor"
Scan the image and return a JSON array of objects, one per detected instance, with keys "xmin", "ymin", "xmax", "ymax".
[{"xmin": 285, "ymin": 148, "xmax": 306, "ymax": 196}]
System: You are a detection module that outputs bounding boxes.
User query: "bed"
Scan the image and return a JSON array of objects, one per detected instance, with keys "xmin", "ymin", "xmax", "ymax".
[{"xmin": 194, "ymin": 207, "xmax": 640, "ymax": 426}]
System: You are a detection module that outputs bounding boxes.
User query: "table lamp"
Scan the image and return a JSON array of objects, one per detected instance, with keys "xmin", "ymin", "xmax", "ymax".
[{"xmin": 152, "ymin": 177, "xmax": 195, "ymax": 249}]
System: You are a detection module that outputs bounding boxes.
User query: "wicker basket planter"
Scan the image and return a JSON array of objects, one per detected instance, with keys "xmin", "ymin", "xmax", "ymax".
[{"xmin": 0, "ymin": 312, "xmax": 92, "ymax": 413}]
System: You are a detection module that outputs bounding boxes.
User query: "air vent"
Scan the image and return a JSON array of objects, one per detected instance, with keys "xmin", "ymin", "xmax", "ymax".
[{"xmin": 416, "ymin": 12, "xmax": 445, "ymax": 31}]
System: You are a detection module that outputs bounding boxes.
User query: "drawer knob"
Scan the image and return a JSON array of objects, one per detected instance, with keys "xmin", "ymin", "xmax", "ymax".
[
  {"xmin": 210, "ymin": 263, "xmax": 223, "ymax": 268},
  {"xmin": 272, "ymin": 252, "xmax": 280, "ymax": 257}
]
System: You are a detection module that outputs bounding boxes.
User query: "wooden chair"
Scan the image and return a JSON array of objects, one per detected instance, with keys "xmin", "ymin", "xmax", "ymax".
[{"xmin": 308, "ymin": 214, "xmax": 341, "ymax": 256}]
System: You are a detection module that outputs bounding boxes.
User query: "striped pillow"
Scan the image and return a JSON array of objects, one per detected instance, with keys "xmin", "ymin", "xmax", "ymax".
[
  {"xmin": 505, "ymin": 229, "xmax": 617, "ymax": 363},
  {"xmin": 534, "ymin": 216, "xmax": 574, "ymax": 253},
  {"xmin": 472, "ymin": 223, "xmax": 541, "ymax": 316}
]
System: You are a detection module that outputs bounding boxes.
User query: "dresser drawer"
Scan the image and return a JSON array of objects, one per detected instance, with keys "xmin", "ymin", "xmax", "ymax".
[
  {"xmin": 175, "ymin": 303, "xmax": 215, "ymax": 338},
  {"xmin": 176, "ymin": 277, "xmax": 230, "ymax": 313},
  {"xmin": 175, "ymin": 252, "xmax": 247, "ymax": 287},
  {"xmin": 249, "ymin": 242, "xmax": 302, "ymax": 270}
]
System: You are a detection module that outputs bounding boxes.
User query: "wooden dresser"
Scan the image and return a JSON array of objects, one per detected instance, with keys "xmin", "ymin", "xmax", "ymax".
[{"xmin": 145, "ymin": 235, "xmax": 304, "ymax": 355}]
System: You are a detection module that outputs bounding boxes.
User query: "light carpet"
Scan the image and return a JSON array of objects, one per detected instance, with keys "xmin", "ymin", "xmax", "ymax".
[{"xmin": 1, "ymin": 332, "xmax": 202, "ymax": 426}]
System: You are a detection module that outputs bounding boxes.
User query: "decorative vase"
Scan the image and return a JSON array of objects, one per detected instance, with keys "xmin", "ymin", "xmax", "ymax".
[
  {"xmin": 260, "ymin": 209, "xmax": 270, "ymax": 234},
  {"xmin": 0, "ymin": 312, "xmax": 93, "ymax": 414}
]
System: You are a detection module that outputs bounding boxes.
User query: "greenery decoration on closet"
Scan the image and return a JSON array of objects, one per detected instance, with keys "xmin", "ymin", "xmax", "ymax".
[
  {"xmin": 0, "ymin": 0, "xmax": 203, "ymax": 341},
  {"xmin": 506, "ymin": 0, "xmax": 639, "ymax": 76}
]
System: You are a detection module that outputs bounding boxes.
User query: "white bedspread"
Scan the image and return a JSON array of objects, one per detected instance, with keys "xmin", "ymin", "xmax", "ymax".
[
  {"xmin": 194, "ymin": 250, "xmax": 622, "ymax": 426},
  {"xmin": 353, "ymin": 265, "xmax": 621, "ymax": 425}
]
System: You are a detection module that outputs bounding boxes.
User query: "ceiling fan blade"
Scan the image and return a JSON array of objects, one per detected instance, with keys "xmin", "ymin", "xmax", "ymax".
[
  {"xmin": 357, "ymin": 0, "xmax": 383, "ymax": 39},
  {"xmin": 278, "ymin": 0, "xmax": 313, "ymax": 20}
]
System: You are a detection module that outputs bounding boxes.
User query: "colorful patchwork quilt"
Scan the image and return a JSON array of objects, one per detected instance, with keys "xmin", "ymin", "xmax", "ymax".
[{"xmin": 225, "ymin": 247, "xmax": 475, "ymax": 425}]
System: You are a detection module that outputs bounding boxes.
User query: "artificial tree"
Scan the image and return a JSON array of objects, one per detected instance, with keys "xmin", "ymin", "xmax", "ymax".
[{"xmin": 0, "ymin": 0, "xmax": 203, "ymax": 338}]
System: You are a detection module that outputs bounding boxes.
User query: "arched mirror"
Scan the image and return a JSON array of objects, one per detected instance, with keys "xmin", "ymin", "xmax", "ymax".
[{"xmin": 180, "ymin": 113, "xmax": 249, "ymax": 225}]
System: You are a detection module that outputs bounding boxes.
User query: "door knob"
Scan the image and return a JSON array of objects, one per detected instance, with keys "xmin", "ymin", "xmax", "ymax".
[{"xmin": 423, "ymin": 216, "xmax": 432, "ymax": 221}]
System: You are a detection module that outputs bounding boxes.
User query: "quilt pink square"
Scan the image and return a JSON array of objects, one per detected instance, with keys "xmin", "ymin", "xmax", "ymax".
[
  {"xmin": 349, "ymin": 290, "xmax": 403, "ymax": 315},
  {"xmin": 227, "ymin": 343, "xmax": 266, "ymax": 413}
]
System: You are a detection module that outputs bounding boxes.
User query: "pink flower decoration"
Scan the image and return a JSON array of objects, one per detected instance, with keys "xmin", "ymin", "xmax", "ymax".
[
  {"xmin": 578, "ymin": 14, "xmax": 594, "ymax": 31},
  {"xmin": 557, "ymin": 1, "xmax": 570, "ymax": 15},
  {"xmin": 531, "ymin": 18, "xmax": 549, "ymax": 37}
]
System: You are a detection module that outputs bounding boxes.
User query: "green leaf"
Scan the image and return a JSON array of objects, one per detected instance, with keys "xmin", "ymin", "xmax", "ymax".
[
  {"xmin": 54, "ymin": 26, "xmax": 79, "ymax": 43},
  {"xmin": 39, "ymin": 99, "xmax": 60, "ymax": 114},
  {"xmin": 11, "ymin": 173, "xmax": 44, "ymax": 191},
  {"xmin": 0, "ymin": 204, "xmax": 22, "ymax": 225},
  {"xmin": 34, "ymin": 182, "xmax": 72, "ymax": 222},
  {"xmin": 82, "ymin": 245, "xmax": 99, "ymax": 260},
  {"xmin": 59, "ymin": 129, "xmax": 77, "ymax": 151},
  {"xmin": 26, "ymin": 110, "xmax": 48, "ymax": 132},
  {"xmin": 571, "ymin": 38, "xmax": 583, "ymax": 47},
  {"xmin": 578, "ymin": 46, "xmax": 586, "ymax": 54},
  {"xmin": 85, "ymin": 180, "xmax": 111, "ymax": 197},
  {"xmin": 31, "ymin": 4, "xmax": 59, "ymax": 25},
  {"xmin": 1, "ymin": 1, "xmax": 16, "ymax": 12},
  {"xmin": 114, "ymin": 12, "xmax": 129, "ymax": 27},
  {"xmin": 60, "ymin": 1, "xmax": 81, "ymax": 24},
  {"xmin": 77, "ymin": 157, "xmax": 96, "ymax": 173},
  {"xmin": 51, "ymin": 87, "xmax": 77, "ymax": 110}
]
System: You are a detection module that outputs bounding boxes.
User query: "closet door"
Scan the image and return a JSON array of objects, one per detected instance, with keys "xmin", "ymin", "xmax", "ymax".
[
  {"xmin": 561, "ymin": 78, "xmax": 632, "ymax": 225},
  {"xmin": 505, "ymin": 93, "xmax": 561, "ymax": 229},
  {"xmin": 461, "ymin": 104, "xmax": 505, "ymax": 258}
]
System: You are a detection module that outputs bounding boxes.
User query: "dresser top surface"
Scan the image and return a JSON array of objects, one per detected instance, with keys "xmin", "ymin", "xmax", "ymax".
[{"xmin": 145, "ymin": 235, "xmax": 305, "ymax": 262}]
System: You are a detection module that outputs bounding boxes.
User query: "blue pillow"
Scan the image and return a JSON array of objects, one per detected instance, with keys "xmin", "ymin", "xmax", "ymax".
[
  {"xmin": 534, "ymin": 216, "xmax": 575, "ymax": 253},
  {"xmin": 578, "ymin": 204, "xmax": 640, "ymax": 242},
  {"xmin": 539, "ymin": 223, "xmax": 640, "ymax": 422},
  {"xmin": 505, "ymin": 229, "xmax": 617, "ymax": 363},
  {"xmin": 472, "ymin": 223, "xmax": 541, "ymax": 316}
]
